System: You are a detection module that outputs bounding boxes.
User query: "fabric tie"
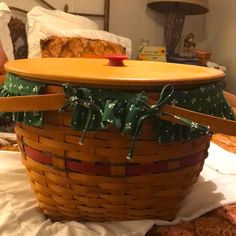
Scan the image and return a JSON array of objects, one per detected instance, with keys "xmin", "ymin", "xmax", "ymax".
[
  {"xmin": 63, "ymin": 84, "xmax": 103, "ymax": 145},
  {"xmin": 127, "ymin": 84, "xmax": 174, "ymax": 160}
]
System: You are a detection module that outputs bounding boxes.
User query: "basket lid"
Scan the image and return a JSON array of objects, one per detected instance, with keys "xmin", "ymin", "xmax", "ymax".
[{"xmin": 4, "ymin": 58, "xmax": 224, "ymax": 89}]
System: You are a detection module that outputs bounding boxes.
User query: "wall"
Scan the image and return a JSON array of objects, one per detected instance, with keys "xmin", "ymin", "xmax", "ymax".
[
  {"xmin": 109, "ymin": 0, "xmax": 165, "ymax": 58},
  {"xmin": 205, "ymin": 0, "xmax": 236, "ymax": 94},
  {"xmin": 109, "ymin": 0, "xmax": 207, "ymax": 59},
  {"xmin": 2, "ymin": 0, "xmax": 76, "ymax": 12},
  {"xmin": 1, "ymin": 0, "xmax": 105, "ymax": 27}
]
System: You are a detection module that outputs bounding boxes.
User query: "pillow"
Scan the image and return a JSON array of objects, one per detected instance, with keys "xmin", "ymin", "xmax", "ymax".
[
  {"xmin": 27, "ymin": 7, "xmax": 131, "ymax": 58},
  {"xmin": 0, "ymin": 2, "xmax": 14, "ymax": 63}
]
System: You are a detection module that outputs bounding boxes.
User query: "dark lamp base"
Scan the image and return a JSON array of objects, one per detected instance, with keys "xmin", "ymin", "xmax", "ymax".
[{"xmin": 167, "ymin": 54, "xmax": 199, "ymax": 65}]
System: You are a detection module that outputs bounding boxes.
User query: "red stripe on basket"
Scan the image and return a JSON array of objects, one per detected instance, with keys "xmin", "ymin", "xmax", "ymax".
[
  {"xmin": 25, "ymin": 146, "xmax": 52, "ymax": 165},
  {"xmin": 24, "ymin": 145, "xmax": 110, "ymax": 175},
  {"xmin": 180, "ymin": 151, "xmax": 206, "ymax": 167},
  {"xmin": 24, "ymin": 145, "xmax": 206, "ymax": 176},
  {"xmin": 125, "ymin": 151, "xmax": 206, "ymax": 176},
  {"xmin": 126, "ymin": 162, "xmax": 167, "ymax": 176},
  {"xmin": 66, "ymin": 161, "xmax": 110, "ymax": 175}
]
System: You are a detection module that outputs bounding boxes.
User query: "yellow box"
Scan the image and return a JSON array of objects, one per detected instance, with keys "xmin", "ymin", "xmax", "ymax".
[{"xmin": 137, "ymin": 46, "xmax": 166, "ymax": 62}]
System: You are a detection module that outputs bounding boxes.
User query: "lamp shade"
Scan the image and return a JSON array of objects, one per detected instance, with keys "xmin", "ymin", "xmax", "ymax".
[{"xmin": 147, "ymin": 0, "xmax": 209, "ymax": 15}]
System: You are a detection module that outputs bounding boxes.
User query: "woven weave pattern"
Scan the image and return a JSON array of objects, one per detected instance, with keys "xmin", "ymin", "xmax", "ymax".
[{"xmin": 16, "ymin": 111, "xmax": 210, "ymax": 221}]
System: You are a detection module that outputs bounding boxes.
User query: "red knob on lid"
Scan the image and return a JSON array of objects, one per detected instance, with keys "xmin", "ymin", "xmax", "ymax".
[{"xmin": 105, "ymin": 55, "xmax": 128, "ymax": 67}]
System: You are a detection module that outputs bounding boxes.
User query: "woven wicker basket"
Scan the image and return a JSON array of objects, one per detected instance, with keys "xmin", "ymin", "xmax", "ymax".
[
  {"xmin": 3, "ymin": 58, "xmax": 236, "ymax": 222},
  {"xmin": 16, "ymin": 111, "xmax": 210, "ymax": 221}
]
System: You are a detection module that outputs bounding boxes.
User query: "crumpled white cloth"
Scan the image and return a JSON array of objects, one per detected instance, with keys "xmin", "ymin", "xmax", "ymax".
[
  {"xmin": 0, "ymin": 142, "xmax": 236, "ymax": 236},
  {"xmin": 0, "ymin": 132, "xmax": 16, "ymax": 146},
  {"xmin": 206, "ymin": 142, "xmax": 236, "ymax": 174}
]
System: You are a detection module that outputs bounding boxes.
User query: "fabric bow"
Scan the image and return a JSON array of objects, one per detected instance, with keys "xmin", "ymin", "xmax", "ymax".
[
  {"xmin": 62, "ymin": 84, "xmax": 103, "ymax": 145},
  {"xmin": 126, "ymin": 84, "xmax": 175, "ymax": 160}
]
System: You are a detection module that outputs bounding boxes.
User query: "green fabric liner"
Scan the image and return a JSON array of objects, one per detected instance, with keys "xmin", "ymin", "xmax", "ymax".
[
  {"xmin": 0, "ymin": 73, "xmax": 235, "ymax": 159},
  {"xmin": 0, "ymin": 73, "xmax": 45, "ymax": 127}
]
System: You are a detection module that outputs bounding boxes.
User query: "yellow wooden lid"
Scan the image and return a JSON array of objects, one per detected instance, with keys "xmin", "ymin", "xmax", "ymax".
[{"xmin": 5, "ymin": 58, "xmax": 224, "ymax": 89}]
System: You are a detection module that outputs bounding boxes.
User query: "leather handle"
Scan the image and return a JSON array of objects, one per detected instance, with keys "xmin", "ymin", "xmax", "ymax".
[
  {"xmin": 224, "ymin": 91, "xmax": 236, "ymax": 107},
  {"xmin": 159, "ymin": 90, "xmax": 236, "ymax": 136},
  {"xmin": 0, "ymin": 75, "xmax": 65, "ymax": 111},
  {"xmin": 0, "ymin": 93, "xmax": 65, "ymax": 112},
  {"xmin": 160, "ymin": 104, "xmax": 236, "ymax": 136}
]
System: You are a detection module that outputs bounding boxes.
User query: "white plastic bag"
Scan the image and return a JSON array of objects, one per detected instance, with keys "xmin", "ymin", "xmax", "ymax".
[
  {"xmin": 0, "ymin": 2, "xmax": 14, "ymax": 60},
  {"xmin": 27, "ymin": 6, "xmax": 131, "ymax": 58}
]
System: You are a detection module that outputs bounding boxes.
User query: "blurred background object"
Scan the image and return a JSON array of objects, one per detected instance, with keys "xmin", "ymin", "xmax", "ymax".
[
  {"xmin": 195, "ymin": 49, "xmax": 211, "ymax": 66},
  {"xmin": 147, "ymin": 0, "xmax": 209, "ymax": 62}
]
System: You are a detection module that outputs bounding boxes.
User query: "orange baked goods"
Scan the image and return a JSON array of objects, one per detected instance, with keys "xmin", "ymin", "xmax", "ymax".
[{"xmin": 41, "ymin": 36, "xmax": 126, "ymax": 58}]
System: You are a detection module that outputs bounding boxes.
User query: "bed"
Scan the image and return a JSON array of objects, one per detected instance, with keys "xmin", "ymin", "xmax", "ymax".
[{"xmin": 0, "ymin": 2, "xmax": 236, "ymax": 236}]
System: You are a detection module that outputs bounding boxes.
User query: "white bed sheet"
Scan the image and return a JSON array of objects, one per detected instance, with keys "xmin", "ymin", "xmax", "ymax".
[{"xmin": 0, "ymin": 142, "xmax": 236, "ymax": 236}]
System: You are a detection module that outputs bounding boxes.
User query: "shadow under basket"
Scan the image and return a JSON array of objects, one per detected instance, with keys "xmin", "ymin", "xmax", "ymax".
[{"xmin": 15, "ymin": 110, "xmax": 210, "ymax": 222}]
